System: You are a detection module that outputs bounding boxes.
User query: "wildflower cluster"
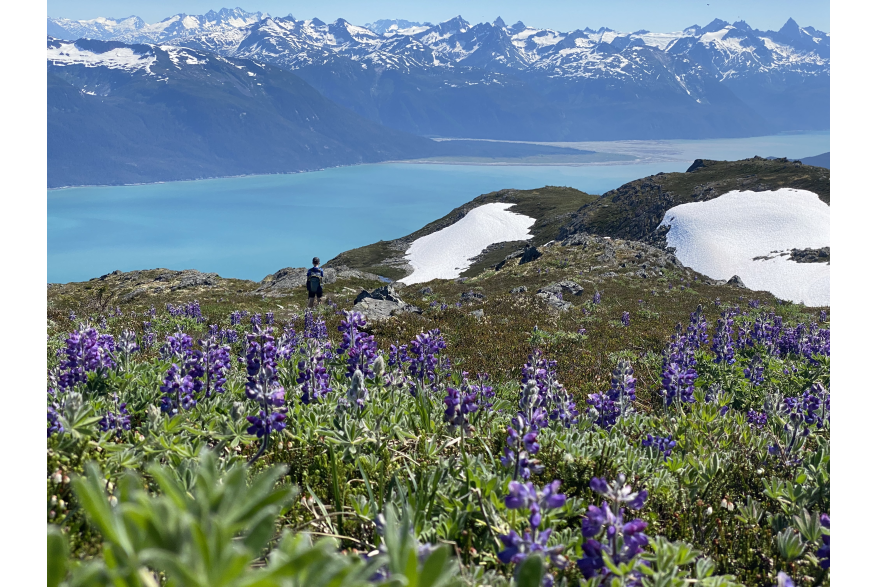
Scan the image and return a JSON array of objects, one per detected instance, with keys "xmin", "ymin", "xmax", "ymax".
[
  {"xmin": 588, "ymin": 358, "xmax": 636, "ymax": 428},
  {"xmin": 443, "ymin": 379, "xmax": 479, "ymax": 432},
  {"xmin": 521, "ymin": 349, "xmax": 579, "ymax": 427},
  {"xmin": 578, "ymin": 475, "xmax": 649, "ymax": 584},
  {"xmin": 499, "ymin": 480, "xmax": 568, "ymax": 586},
  {"xmin": 389, "ymin": 329, "xmax": 447, "ymax": 394},
  {"xmin": 58, "ymin": 326, "xmax": 116, "ymax": 390},
  {"xmin": 336, "ymin": 311, "xmax": 377, "ymax": 378},
  {"xmin": 98, "ymin": 393, "xmax": 131, "ymax": 437},
  {"xmin": 642, "ymin": 433, "xmax": 676, "ymax": 459},
  {"xmin": 166, "ymin": 301, "xmax": 204, "ymax": 322},
  {"xmin": 244, "ymin": 327, "xmax": 287, "ymax": 445}
]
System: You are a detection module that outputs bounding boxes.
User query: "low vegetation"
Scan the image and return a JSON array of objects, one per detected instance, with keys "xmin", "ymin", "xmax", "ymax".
[{"xmin": 47, "ymin": 240, "xmax": 829, "ymax": 586}]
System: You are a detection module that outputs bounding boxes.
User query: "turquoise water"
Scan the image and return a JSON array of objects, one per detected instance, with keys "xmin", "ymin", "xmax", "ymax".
[{"xmin": 47, "ymin": 132, "xmax": 829, "ymax": 283}]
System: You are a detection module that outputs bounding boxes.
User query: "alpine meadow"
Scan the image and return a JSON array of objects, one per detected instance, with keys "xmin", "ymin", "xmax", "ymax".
[{"xmin": 46, "ymin": 5, "xmax": 830, "ymax": 587}]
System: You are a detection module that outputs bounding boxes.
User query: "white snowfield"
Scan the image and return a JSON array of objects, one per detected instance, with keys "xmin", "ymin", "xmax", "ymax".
[
  {"xmin": 400, "ymin": 203, "xmax": 536, "ymax": 285},
  {"xmin": 48, "ymin": 41, "xmax": 156, "ymax": 72},
  {"xmin": 659, "ymin": 189, "xmax": 829, "ymax": 306}
]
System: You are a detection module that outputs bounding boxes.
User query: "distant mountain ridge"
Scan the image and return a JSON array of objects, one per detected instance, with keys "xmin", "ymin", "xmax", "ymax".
[
  {"xmin": 48, "ymin": 9, "xmax": 829, "ymax": 141},
  {"xmin": 47, "ymin": 37, "xmax": 604, "ymax": 187},
  {"xmin": 47, "ymin": 37, "xmax": 438, "ymax": 187}
]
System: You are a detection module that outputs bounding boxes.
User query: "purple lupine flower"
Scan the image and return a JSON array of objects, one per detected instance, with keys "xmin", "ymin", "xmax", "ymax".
[
  {"xmin": 265, "ymin": 311, "xmax": 274, "ymax": 325},
  {"xmin": 391, "ymin": 329, "xmax": 447, "ymax": 394},
  {"xmin": 661, "ymin": 359, "xmax": 697, "ymax": 406},
  {"xmin": 777, "ymin": 572, "xmax": 795, "ymax": 587},
  {"xmin": 499, "ymin": 480, "xmax": 568, "ymax": 586},
  {"xmin": 578, "ymin": 475, "xmax": 649, "ymax": 582},
  {"xmin": 166, "ymin": 301, "xmax": 204, "ymax": 322},
  {"xmin": 443, "ymin": 379, "xmax": 480, "ymax": 431},
  {"xmin": 712, "ymin": 311, "xmax": 736, "ymax": 364},
  {"xmin": 304, "ymin": 310, "xmax": 328, "ymax": 340},
  {"xmin": 816, "ymin": 514, "xmax": 829, "ymax": 569},
  {"xmin": 642, "ymin": 434, "xmax": 676, "ymax": 459},
  {"xmin": 501, "ymin": 412, "xmax": 545, "ymax": 480},
  {"xmin": 297, "ymin": 340, "xmax": 333, "ymax": 404},
  {"xmin": 244, "ymin": 326, "xmax": 287, "ymax": 448},
  {"xmin": 98, "ymin": 393, "xmax": 131, "ymax": 437},
  {"xmin": 200, "ymin": 331, "xmax": 231, "ymax": 397},
  {"xmin": 687, "ymin": 304, "xmax": 709, "ymax": 348},
  {"xmin": 471, "ymin": 372, "xmax": 495, "ymax": 411},
  {"xmin": 159, "ymin": 363, "xmax": 197, "ymax": 414},
  {"xmin": 337, "ymin": 311, "xmax": 378, "ymax": 378},
  {"xmin": 589, "ymin": 359, "xmax": 636, "ymax": 428},
  {"xmin": 520, "ymin": 349, "xmax": 578, "ymax": 428},
  {"xmin": 744, "ymin": 354, "xmax": 765, "ymax": 386},
  {"xmin": 117, "ymin": 330, "xmax": 139, "ymax": 357},
  {"xmin": 621, "ymin": 311, "xmax": 630, "ymax": 327},
  {"xmin": 47, "ymin": 405, "xmax": 63, "ymax": 437},
  {"xmin": 819, "ymin": 310, "xmax": 827, "ymax": 323},
  {"xmin": 277, "ymin": 325, "xmax": 300, "ymax": 360},
  {"xmin": 769, "ymin": 382, "xmax": 830, "ymax": 461},
  {"xmin": 250, "ymin": 313, "xmax": 262, "ymax": 330},
  {"xmin": 592, "ymin": 291, "xmax": 601, "ymax": 304},
  {"xmin": 747, "ymin": 410, "xmax": 768, "ymax": 428},
  {"xmin": 749, "ymin": 299, "xmax": 761, "ymax": 309},
  {"xmin": 141, "ymin": 321, "xmax": 155, "ymax": 350},
  {"xmin": 230, "ymin": 310, "xmax": 243, "ymax": 326},
  {"xmin": 58, "ymin": 327, "xmax": 116, "ymax": 390}
]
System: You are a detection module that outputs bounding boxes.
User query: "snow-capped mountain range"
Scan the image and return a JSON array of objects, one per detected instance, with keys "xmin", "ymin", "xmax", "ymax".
[{"xmin": 47, "ymin": 8, "xmax": 829, "ymax": 140}]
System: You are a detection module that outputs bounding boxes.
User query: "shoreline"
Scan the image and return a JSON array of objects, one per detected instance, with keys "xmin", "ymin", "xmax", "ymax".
[{"xmin": 47, "ymin": 131, "xmax": 828, "ymax": 190}]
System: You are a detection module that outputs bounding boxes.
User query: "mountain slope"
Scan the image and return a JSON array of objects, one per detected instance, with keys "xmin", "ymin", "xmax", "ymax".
[
  {"xmin": 51, "ymin": 10, "xmax": 827, "ymax": 140},
  {"xmin": 328, "ymin": 158, "xmax": 830, "ymax": 280},
  {"xmin": 47, "ymin": 38, "xmax": 441, "ymax": 187}
]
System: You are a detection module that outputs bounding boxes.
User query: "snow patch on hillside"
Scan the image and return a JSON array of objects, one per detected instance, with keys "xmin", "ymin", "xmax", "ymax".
[
  {"xmin": 400, "ymin": 203, "xmax": 535, "ymax": 285},
  {"xmin": 659, "ymin": 189, "xmax": 829, "ymax": 306},
  {"xmin": 47, "ymin": 41, "xmax": 156, "ymax": 72}
]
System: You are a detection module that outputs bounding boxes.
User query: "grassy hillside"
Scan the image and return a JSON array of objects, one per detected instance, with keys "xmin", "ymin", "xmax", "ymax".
[
  {"xmin": 559, "ymin": 157, "xmax": 830, "ymax": 243},
  {"xmin": 327, "ymin": 186, "xmax": 600, "ymax": 280},
  {"xmin": 327, "ymin": 158, "xmax": 830, "ymax": 282}
]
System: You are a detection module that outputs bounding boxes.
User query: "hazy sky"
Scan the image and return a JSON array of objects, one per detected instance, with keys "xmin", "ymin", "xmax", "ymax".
[{"xmin": 47, "ymin": 0, "xmax": 830, "ymax": 33}]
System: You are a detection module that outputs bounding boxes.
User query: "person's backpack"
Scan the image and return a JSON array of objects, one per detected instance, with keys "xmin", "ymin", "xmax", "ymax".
[{"xmin": 308, "ymin": 272, "xmax": 321, "ymax": 292}]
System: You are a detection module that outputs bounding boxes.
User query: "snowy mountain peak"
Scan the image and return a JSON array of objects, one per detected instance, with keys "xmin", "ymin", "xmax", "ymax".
[{"xmin": 493, "ymin": 16, "xmax": 506, "ymax": 28}]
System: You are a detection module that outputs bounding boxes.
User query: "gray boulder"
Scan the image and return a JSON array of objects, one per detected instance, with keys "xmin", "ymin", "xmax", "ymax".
[
  {"xmin": 725, "ymin": 275, "xmax": 748, "ymax": 289},
  {"xmin": 536, "ymin": 291, "xmax": 573, "ymax": 311},
  {"xmin": 460, "ymin": 291, "xmax": 485, "ymax": 302},
  {"xmin": 257, "ymin": 267, "xmax": 337, "ymax": 292},
  {"xmin": 519, "ymin": 244, "xmax": 542, "ymax": 265},
  {"xmin": 510, "ymin": 286, "xmax": 528, "ymax": 293},
  {"xmin": 538, "ymin": 280, "xmax": 584, "ymax": 297},
  {"xmin": 172, "ymin": 270, "xmax": 219, "ymax": 290},
  {"xmin": 353, "ymin": 285, "xmax": 421, "ymax": 321}
]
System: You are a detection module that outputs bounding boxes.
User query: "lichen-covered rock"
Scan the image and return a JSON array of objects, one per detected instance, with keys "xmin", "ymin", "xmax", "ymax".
[
  {"xmin": 538, "ymin": 280, "xmax": 584, "ymax": 297},
  {"xmin": 353, "ymin": 285, "xmax": 421, "ymax": 321}
]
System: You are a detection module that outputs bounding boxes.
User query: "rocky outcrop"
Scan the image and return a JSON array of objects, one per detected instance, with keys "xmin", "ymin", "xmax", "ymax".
[
  {"xmin": 790, "ymin": 247, "xmax": 830, "ymax": 264},
  {"xmin": 539, "ymin": 280, "xmax": 584, "ymax": 297},
  {"xmin": 173, "ymin": 270, "xmax": 219, "ymax": 290},
  {"xmin": 353, "ymin": 285, "xmax": 421, "ymax": 321},
  {"xmin": 460, "ymin": 291, "xmax": 485, "ymax": 302},
  {"xmin": 257, "ymin": 267, "xmax": 337, "ymax": 293},
  {"xmin": 494, "ymin": 243, "xmax": 542, "ymax": 270}
]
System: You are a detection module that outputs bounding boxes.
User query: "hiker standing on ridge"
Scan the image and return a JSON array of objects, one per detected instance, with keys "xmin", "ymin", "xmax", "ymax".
[{"xmin": 306, "ymin": 257, "xmax": 324, "ymax": 308}]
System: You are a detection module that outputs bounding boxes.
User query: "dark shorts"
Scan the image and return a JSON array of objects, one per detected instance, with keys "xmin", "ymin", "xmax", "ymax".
[{"xmin": 308, "ymin": 286, "xmax": 323, "ymax": 299}]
